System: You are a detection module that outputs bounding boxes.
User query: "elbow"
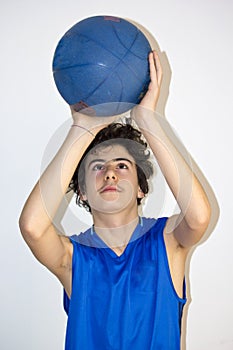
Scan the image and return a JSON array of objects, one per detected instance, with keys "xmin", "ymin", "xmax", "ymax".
[
  {"xmin": 19, "ymin": 215, "xmax": 32, "ymax": 241},
  {"xmin": 19, "ymin": 214, "xmax": 41, "ymax": 242},
  {"xmin": 198, "ymin": 200, "xmax": 212, "ymax": 230},
  {"xmin": 188, "ymin": 203, "xmax": 212, "ymax": 243},
  {"xmin": 175, "ymin": 201, "xmax": 212, "ymax": 248}
]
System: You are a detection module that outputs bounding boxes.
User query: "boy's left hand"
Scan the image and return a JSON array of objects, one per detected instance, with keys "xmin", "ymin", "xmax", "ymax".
[{"xmin": 140, "ymin": 50, "xmax": 163, "ymax": 111}]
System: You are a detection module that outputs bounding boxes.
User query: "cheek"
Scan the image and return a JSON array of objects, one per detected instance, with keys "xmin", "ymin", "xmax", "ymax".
[
  {"xmin": 123, "ymin": 171, "xmax": 139, "ymax": 185},
  {"xmin": 85, "ymin": 171, "xmax": 102, "ymax": 189}
]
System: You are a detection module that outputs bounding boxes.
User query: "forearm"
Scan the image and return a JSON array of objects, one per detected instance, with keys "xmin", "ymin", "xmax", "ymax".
[
  {"xmin": 136, "ymin": 112, "xmax": 211, "ymax": 231},
  {"xmin": 131, "ymin": 50, "xmax": 211, "ymax": 246},
  {"xmin": 19, "ymin": 125, "xmax": 93, "ymax": 236}
]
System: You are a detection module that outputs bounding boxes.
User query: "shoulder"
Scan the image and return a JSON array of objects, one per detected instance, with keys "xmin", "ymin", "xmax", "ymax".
[
  {"xmin": 142, "ymin": 216, "xmax": 168, "ymax": 229},
  {"xmin": 142, "ymin": 216, "xmax": 169, "ymax": 238}
]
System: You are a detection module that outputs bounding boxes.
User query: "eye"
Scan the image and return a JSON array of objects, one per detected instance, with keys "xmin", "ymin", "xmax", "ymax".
[
  {"xmin": 92, "ymin": 163, "xmax": 105, "ymax": 171},
  {"xmin": 116, "ymin": 162, "xmax": 129, "ymax": 169}
]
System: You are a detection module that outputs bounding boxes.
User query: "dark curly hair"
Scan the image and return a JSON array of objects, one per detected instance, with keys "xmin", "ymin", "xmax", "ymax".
[{"xmin": 67, "ymin": 122, "xmax": 154, "ymax": 212}]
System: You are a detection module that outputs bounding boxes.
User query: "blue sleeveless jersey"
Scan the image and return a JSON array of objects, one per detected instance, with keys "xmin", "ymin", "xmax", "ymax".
[{"xmin": 63, "ymin": 217, "xmax": 186, "ymax": 349}]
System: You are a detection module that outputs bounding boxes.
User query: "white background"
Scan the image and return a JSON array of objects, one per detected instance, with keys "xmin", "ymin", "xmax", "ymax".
[{"xmin": 1, "ymin": 0, "xmax": 232, "ymax": 349}]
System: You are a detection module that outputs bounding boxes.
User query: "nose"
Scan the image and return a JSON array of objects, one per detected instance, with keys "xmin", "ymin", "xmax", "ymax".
[{"xmin": 104, "ymin": 167, "xmax": 117, "ymax": 181}]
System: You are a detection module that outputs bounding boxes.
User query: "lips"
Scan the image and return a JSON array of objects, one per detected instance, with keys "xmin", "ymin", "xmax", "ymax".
[
  {"xmin": 99, "ymin": 184, "xmax": 123, "ymax": 193},
  {"xmin": 100, "ymin": 185, "xmax": 118, "ymax": 193}
]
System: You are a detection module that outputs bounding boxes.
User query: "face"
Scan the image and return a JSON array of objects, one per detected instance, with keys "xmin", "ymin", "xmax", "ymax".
[{"xmin": 80, "ymin": 144, "xmax": 144, "ymax": 214}]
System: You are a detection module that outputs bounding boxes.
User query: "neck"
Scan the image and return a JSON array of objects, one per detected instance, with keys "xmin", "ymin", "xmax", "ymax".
[
  {"xmin": 92, "ymin": 201, "xmax": 140, "ymax": 227},
  {"xmin": 92, "ymin": 209, "xmax": 140, "ymax": 250}
]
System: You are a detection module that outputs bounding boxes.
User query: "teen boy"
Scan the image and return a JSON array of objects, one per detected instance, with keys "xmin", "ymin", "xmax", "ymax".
[{"xmin": 19, "ymin": 51, "xmax": 211, "ymax": 349}]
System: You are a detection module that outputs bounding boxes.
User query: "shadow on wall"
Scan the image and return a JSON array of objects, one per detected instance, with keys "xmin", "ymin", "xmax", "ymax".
[{"xmin": 181, "ymin": 158, "xmax": 220, "ymax": 350}]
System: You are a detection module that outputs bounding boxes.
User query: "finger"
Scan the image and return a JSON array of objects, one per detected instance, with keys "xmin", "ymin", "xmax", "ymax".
[
  {"xmin": 148, "ymin": 51, "xmax": 158, "ymax": 84},
  {"xmin": 153, "ymin": 51, "xmax": 163, "ymax": 86}
]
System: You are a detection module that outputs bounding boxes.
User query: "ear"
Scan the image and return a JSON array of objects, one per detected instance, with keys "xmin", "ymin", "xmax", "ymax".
[{"xmin": 137, "ymin": 187, "xmax": 145, "ymax": 199}]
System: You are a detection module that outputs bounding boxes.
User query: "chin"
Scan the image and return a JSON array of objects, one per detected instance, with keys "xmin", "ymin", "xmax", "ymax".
[{"xmin": 91, "ymin": 197, "xmax": 137, "ymax": 215}]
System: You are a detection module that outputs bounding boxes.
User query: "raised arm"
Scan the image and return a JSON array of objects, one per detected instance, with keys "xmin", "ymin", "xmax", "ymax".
[
  {"xmin": 19, "ymin": 111, "xmax": 116, "ymax": 295},
  {"xmin": 132, "ymin": 51, "xmax": 211, "ymax": 249}
]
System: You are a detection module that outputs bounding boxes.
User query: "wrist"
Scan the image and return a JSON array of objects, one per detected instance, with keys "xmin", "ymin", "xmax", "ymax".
[{"xmin": 71, "ymin": 123, "xmax": 95, "ymax": 136}]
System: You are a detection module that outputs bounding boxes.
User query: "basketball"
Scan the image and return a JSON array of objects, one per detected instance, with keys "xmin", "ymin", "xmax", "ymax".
[{"xmin": 52, "ymin": 15, "xmax": 151, "ymax": 116}]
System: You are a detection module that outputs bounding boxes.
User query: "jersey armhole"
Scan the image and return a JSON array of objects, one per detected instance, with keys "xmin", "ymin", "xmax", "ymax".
[
  {"xmin": 63, "ymin": 237, "xmax": 77, "ymax": 314},
  {"xmin": 160, "ymin": 218, "xmax": 186, "ymax": 303}
]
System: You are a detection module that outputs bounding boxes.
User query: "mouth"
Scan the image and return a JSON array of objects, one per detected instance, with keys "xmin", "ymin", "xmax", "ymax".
[{"xmin": 100, "ymin": 185, "xmax": 119, "ymax": 193}]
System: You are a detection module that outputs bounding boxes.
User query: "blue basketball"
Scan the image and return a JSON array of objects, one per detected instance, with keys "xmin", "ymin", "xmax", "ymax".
[{"xmin": 52, "ymin": 15, "xmax": 151, "ymax": 116}]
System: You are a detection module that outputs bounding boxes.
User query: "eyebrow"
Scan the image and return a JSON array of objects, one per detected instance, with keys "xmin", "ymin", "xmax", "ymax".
[{"xmin": 87, "ymin": 158, "xmax": 133, "ymax": 168}]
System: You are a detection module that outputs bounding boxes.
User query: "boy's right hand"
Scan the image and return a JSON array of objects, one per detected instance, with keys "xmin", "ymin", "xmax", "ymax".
[{"xmin": 70, "ymin": 105, "xmax": 125, "ymax": 135}]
